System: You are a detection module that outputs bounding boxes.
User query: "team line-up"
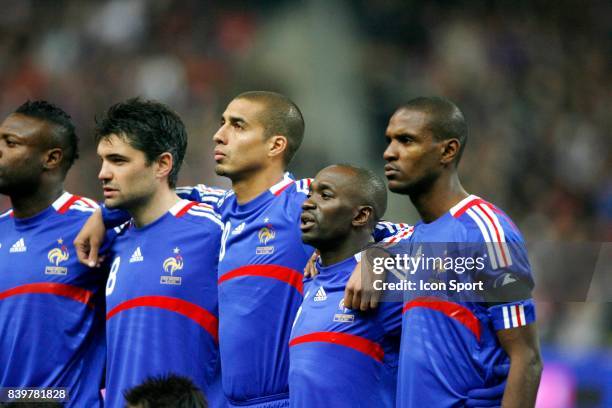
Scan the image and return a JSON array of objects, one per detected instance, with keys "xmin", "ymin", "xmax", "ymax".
[{"xmin": 0, "ymin": 92, "xmax": 542, "ymax": 407}]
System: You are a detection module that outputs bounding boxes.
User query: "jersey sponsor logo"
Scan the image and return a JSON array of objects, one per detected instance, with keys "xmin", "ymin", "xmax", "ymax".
[
  {"xmin": 10, "ymin": 238, "xmax": 27, "ymax": 253},
  {"xmin": 232, "ymin": 222, "xmax": 245, "ymax": 235},
  {"xmin": 313, "ymin": 286, "xmax": 327, "ymax": 301},
  {"xmin": 333, "ymin": 299, "xmax": 355, "ymax": 323},
  {"xmin": 161, "ymin": 247, "xmax": 183, "ymax": 285},
  {"xmin": 256, "ymin": 224, "xmax": 275, "ymax": 255},
  {"xmin": 45, "ymin": 238, "xmax": 69, "ymax": 275},
  {"xmin": 129, "ymin": 246, "xmax": 144, "ymax": 263}
]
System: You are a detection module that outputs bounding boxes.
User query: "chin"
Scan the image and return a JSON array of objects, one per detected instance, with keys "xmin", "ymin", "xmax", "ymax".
[
  {"xmin": 387, "ymin": 180, "xmax": 410, "ymax": 194},
  {"xmin": 300, "ymin": 232, "xmax": 318, "ymax": 246}
]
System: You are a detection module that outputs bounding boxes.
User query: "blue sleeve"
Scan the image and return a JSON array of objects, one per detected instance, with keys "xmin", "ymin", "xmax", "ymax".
[
  {"xmin": 464, "ymin": 215, "xmax": 534, "ymax": 301},
  {"xmin": 487, "ymin": 299, "xmax": 536, "ymax": 331},
  {"xmin": 101, "ymin": 205, "xmax": 130, "ymax": 228},
  {"xmin": 175, "ymin": 184, "xmax": 226, "ymax": 210},
  {"xmin": 373, "ymin": 221, "xmax": 411, "ymax": 242}
]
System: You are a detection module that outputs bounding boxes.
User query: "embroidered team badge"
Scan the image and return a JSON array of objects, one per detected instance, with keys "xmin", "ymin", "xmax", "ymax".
[
  {"xmin": 333, "ymin": 299, "xmax": 355, "ymax": 323},
  {"xmin": 45, "ymin": 238, "xmax": 69, "ymax": 275},
  {"xmin": 256, "ymin": 224, "xmax": 275, "ymax": 255},
  {"xmin": 161, "ymin": 247, "xmax": 183, "ymax": 285}
]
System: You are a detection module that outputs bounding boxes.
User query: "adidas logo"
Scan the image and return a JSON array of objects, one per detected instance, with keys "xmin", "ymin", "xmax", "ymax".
[
  {"xmin": 313, "ymin": 286, "xmax": 327, "ymax": 302},
  {"xmin": 232, "ymin": 222, "xmax": 245, "ymax": 235},
  {"xmin": 10, "ymin": 238, "xmax": 27, "ymax": 253},
  {"xmin": 129, "ymin": 247, "xmax": 144, "ymax": 263}
]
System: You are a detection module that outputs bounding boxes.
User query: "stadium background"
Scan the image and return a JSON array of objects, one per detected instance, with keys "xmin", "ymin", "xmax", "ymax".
[{"xmin": 0, "ymin": 0, "xmax": 609, "ymax": 406}]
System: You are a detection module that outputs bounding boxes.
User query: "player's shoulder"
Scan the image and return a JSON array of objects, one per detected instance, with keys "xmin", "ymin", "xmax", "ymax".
[
  {"xmin": 380, "ymin": 223, "xmax": 415, "ymax": 244},
  {"xmin": 449, "ymin": 195, "xmax": 523, "ymax": 242},
  {"xmin": 52, "ymin": 192, "xmax": 99, "ymax": 218},
  {"xmin": 168, "ymin": 199, "xmax": 224, "ymax": 231},
  {"xmin": 176, "ymin": 183, "xmax": 227, "ymax": 206},
  {"xmin": 0, "ymin": 209, "xmax": 13, "ymax": 226}
]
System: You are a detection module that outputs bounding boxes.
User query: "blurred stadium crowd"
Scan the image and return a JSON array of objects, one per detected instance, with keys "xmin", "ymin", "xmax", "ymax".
[{"xmin": 0, "ymin": 0, "xmax": 610, "ymax": 405}]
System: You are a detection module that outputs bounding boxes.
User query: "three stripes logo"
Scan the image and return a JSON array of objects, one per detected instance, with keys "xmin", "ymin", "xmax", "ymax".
[
  {"xmin": 10, "ymin": 238, "xmax": 27, "ymax": 253},
  {"xmin": 130, "ymin": 247, "xmax": 144, "ymax": 263},
  {"xmin": 502, "ymin": 304, "xmax": 527, "ymax": 329},
  {"xmin": 313, "ymin": 286, "xmax": 327, "ymax": 302}
]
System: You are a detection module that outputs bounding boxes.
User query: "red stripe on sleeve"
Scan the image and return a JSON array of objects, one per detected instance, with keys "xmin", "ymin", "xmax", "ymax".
[
  {"xmin": 452, "ymin": 198, "xmax": 487, "ymax": 218},
  {"xmin": 290, "ymin": 331, "xmax": 384, "ymax": 362},
  {"xmin": 403, "ymin": 297, "xmax": 481, "ymax": 341},
  {"xmin": 515, "ymin": 305, "xmax": 522, "ymax": 326},
  {"xmin": 0, "ymin": 282, "xmax": 94, "ymax": 307},
  {"xmin": 57, "ymin": 195, "xmax": 81, "ymax": 214},
  {"xmin": 218, "ymin": 264, "xmax": 303, "ymax": 294},
  {"xmin": 476, "ymin": 204, "xmax": 509, "ymax": 266},
  {"xmin": 175, "ymin": 201, "xmax": 198, "ymax": 217},
  {"xmin": 106, "ymin": 295, "xmax": 218, "ymax": 343},
  {"xmin": 273, "ymin": 181, "xmax": 295, "ymax": 196}
]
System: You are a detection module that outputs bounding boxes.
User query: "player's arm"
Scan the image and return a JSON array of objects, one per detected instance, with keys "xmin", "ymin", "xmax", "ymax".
[
  {"xmin": 496, "ymin": 323, "xmax": 542, "ymax": 408},
  {"xmin": 344, "ymin": 224, "xmax": 412, "ymax": 311},
  {"xmin": 75, "ymin": 184, "xmax": 225, "ymax": 266},
  {"xmin": 74, "ymin": 207, "xmax": 129, "ymax": 266}
]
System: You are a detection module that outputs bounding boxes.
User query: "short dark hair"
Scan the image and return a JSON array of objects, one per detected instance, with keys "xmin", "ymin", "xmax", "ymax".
[
  {"xmin": 123, "ymin": 374, "xmax": 207, "ymax": 408},
  {"xmin": 15, "ymin": 100, "xmax": 79, "ymax": 174},
  {"xmin": 337, "ymin": 164, "xmax": 387, "ymax": 227},
  {"xmin": 235, "ymin": 91, "xmax": 304, "ymax": 165},
  {"xmin": 400, "ymin": 96, "xmax": 468, "ymax": 164},
  {"xmin": 95, "ymin": 98, "xmax": 187, "ymax": 188}
]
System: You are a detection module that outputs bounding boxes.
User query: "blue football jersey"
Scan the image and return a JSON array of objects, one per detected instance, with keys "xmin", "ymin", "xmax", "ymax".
[
  {"xmin": 213, "ymin": 175, "xmax": 313, "ymax": 407},
  {"xmin": 104, "ymin": 200, "xmax": 223, "ymax": 408},
  {"xmin": 289, "ymin": 255, "xmax": 401, "ymax": 408},
  {"xmin": 102, "ymin": 175, "xmax": 405, "ymax": 407},
  {"xmin": 0, "ymin": 192, "xmax": 107, "ymax": 407},
  {"xmin": 395, "ymin": 195, "xmax": 536, "ymax": 408}
]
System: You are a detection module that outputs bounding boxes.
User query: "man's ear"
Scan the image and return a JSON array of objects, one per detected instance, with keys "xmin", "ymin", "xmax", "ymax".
[
  {"xmin": 156, "ymin": 152, "xmax": 174, "ymax": 181},
  {"xmin": 268, "ymin": 135, "xmax": 288, "ymax": 160},
  {"xmin": 440, "ymin": 138, "xmax": 460, "ymax": 166},
  {"xmin": 43, "ymin": 148, "xmax": 64, "ymax": 170},
  {"xmin": 353, "ymin": 206, "xmax": 374, "ymax": 228}
]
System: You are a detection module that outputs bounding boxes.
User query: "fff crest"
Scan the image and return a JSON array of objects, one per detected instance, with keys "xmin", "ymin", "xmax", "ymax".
[
  {"xmin": 45, "ymin": 238, "xmax": 69, "ymax": 275},
  {"xmin": 161, "ymin": 247, "xmax": 183, "ymax": 285},
  {"xmin": 256, "ymin": 224, "xmax": 275, "ymax": 255}
]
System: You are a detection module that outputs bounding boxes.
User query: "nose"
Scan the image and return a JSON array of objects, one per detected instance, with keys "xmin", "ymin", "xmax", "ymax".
[
  {"xmin": 383, "ymin": 142, "xmax": 397, "ymax": 162},
  {"xmin": 302, "ymin": 196, "xmax": 316, "ymax": 211},
  {"xmin": 213, "ymin": 125, "xmax": 227, "ymax": 145},
  {"xmin": 98, "ymin": 161, "xmax": 112, "ymax": 182}
]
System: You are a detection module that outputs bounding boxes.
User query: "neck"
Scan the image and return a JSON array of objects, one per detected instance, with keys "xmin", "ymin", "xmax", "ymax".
[
  {"xmin": 319, "ymin": 230, "xmax": 371, "ymax": 267},
  {"xmin": 410, "ymin": 171, "xmax": 468, "ymax": 223},
  {"xmin": 130, "ymin": 186, "xmax": 180, "ymax": 227},
  {"xmin": 232, "ymin": 165, "xmax": 285, "ymax": 204},
  {"xmin": 10, "ymin": 181, "xmax": 64, "ymax": 219}
]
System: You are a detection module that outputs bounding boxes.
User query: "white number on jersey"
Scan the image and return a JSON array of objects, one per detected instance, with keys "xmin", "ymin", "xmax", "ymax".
[{"xmin": 106, "ymin": 257, "xmax": 121, "ymax": 296}]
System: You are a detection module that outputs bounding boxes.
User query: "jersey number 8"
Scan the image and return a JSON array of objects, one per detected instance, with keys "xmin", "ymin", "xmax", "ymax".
[{"xmin": 106, "ymin": 257, "xmax": 121, "ymax": 296}]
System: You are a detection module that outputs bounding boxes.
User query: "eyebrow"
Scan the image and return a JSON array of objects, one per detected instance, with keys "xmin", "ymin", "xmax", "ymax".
[
  {"xmin": 99, "ymin": 153, "xmax": 129, "ymax": 160},
  {"xmin": 0, "ymin": 130, "xmax": 22, "ymax": 139},
  {"xmin": 226, "ymin": 115, "xmax": 247, "ymax": 126}
]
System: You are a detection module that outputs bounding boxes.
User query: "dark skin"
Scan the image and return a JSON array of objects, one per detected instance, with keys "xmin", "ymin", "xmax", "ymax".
[
  {"xmin": 383, "ymin": 108, "xmax": 468, "ymax": 222},
  {"xmin": 0, "ymin": 113, "xmax": 65, "ymax": 218},
  {"xmin": 376, "ymin": 107, "xmax": 542, "ymax": 408},
  {"xmin": 301, "ymin": 165, "xmax": 374, "ymax": 266}
]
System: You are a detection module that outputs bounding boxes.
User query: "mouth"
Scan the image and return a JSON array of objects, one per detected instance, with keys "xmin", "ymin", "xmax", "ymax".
[
  {"xmin": 103, "ymin": 187, "xmax": 119, "ymax": 198},
  {"xmin": 300, "ymin": 213, "xmax": 317, "ymax": 232},
  {"xmin": 214, "ymin": 150, "xmax": 226, "ymax": 162},
  {"xmin": 384, "ymin": 164, "xmax": 400, "ymax": 178}
]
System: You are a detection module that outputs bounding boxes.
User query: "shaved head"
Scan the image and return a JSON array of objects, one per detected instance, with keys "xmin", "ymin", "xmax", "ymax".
[
  {"xmin": 398, "ymin": 96, "xmax": 467, "ymax": 164},
  {"xmin": 234, "ymin": 91, "xmax": 304, "ymax": 165}
]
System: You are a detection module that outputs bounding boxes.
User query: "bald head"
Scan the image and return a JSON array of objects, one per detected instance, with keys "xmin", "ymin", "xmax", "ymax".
[
  {"xmin": 334, "ymin": 164, "xmax": 387, "ymax": 227},
  {"xmin": 234, "ymin": 91, "xmax": 304, "ymax": 165}
]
